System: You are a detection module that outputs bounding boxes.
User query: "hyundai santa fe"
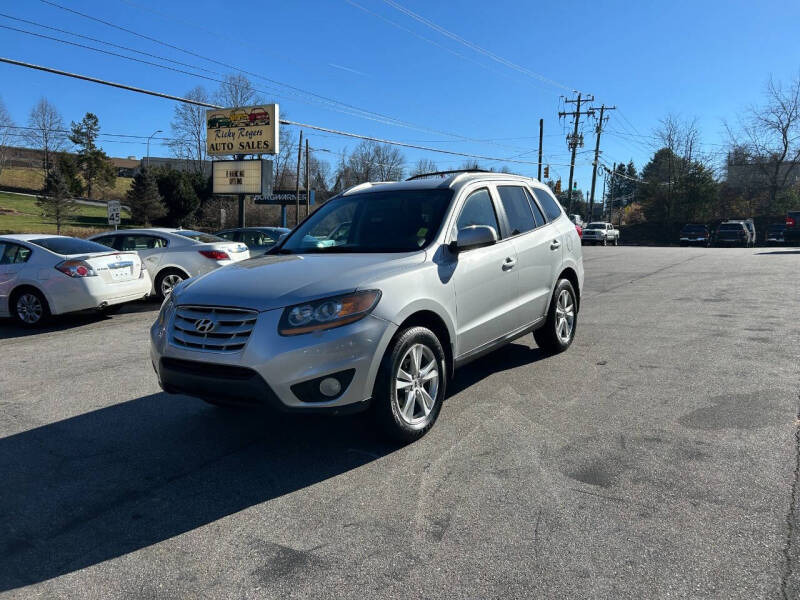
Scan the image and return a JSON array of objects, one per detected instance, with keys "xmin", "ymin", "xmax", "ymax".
[{"xmin": 150, "ymin": 172, "xmax": 584, "ymax": 441}]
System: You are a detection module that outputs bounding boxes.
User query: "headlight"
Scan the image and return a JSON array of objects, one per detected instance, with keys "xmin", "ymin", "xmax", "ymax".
[
  {"xmin": 157, "ymin": 292, "xmax": 176, "ymax": 328},
  {"xmin": 279, "ymin": 290, "xmax": 381, "ymax": 336}
]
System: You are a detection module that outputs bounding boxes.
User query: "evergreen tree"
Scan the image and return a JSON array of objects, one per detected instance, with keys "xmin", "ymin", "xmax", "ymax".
[
  {"xmin": 127, "ymin": 168, "xmax": 166, "ymax": 225},
  {"xmin": 69, "ymin": 113, "xmax": 116, "ymax": 199},
  {"xmin": 36, "ymin": 167, "xmax": 76, "ymax": 234},
  {"xmin": 154, "ymin": 168, "xmax": 200, "ymax": 226}
]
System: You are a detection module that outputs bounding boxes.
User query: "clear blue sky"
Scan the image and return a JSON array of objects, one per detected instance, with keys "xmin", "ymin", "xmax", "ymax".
[{"xmin": 1, "ymin": 0, "xmax": 798, "ymax": 193}]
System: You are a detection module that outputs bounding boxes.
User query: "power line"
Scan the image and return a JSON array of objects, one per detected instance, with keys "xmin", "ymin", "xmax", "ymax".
[
  {"xmin": 0, "ymin": 56, "xmax": 588, "ymax": 169},
  {"xmin": 35, "ymin": 0, "xmax": 535, "ymax": 152},
  {"xmin": 381, "ymin": 0, "xmax": 573, "ymax": 92}
]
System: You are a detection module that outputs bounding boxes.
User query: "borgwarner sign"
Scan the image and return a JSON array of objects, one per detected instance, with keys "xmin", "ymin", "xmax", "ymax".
[{"xmin": 206, "ymin": 104, "xmax": 279, "ymax": 156}]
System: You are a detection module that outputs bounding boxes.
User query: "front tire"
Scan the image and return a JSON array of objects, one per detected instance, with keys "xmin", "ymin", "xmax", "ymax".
[
  {"xmin": 11, "ymin": 288, "xmax": 50, "ymax": 327},
  {"xmin": 534, "ymin": 279, "xmax": 578, "ymax": 354},
  {"xmin": 155, "ymin": 268, "xmax": 186, "ymax": 301},
  {"xmin": 601, "ymin": 237, "xmax": 607, "ymax": 246},
  {"xmin": 372, "ymin": 326, "xmax": 446, "ymax": 443}
]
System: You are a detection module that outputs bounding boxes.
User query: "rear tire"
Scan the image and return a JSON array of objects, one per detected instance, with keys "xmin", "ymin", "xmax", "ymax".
[
  {"xmin": 155, "ymin": 268, "xmax": 186, "ymax": 301},
  {"xmin": 372, "ymin": 326, "xmax": 446, "ymax": 443},
  {"xmin": 534, "ymin": 279, "xmax": 578, "ymax": 354},
  {"xmin": 601, "ymin": 237, "xmax": 607, "ymax": 246},
  {"xmin": 11, "ymin": 288, "xmax": 50, "ymax": 327}
]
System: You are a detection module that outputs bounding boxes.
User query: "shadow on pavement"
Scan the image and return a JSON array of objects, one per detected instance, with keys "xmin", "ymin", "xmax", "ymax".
[
  {"xmin": 0, "ymin": 342, "xmax": 547, "ymax": 591},
  {"xmin": 449, "ymin": 341, "xmax": 549, "ymax": 396},
  {"xmin": 754, "ymin": 250, "xmax": 800, "ymax": 255},
  {"xmin": 0, "ymin": 394, "xmax": 395, "ymax": 591},
  {"xmin": 0, "ymin": 300, "xmax": 158, "ymax": 341}
]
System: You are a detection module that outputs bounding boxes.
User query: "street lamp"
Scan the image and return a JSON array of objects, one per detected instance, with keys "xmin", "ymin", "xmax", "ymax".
[{"xmin": 146, "ymin": 129, "xmax": 163, "ymax": 168}]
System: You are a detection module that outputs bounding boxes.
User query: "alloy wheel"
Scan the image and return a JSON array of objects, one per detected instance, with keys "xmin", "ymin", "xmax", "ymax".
[
  {"xmin": 394, "ymin": 343, "xmax": 439, "ymax": 425},
  {"xmin": 555, "ymin": 289, "xmax": 575, "ymax": 343},
  {"xmin": 17, "ymin": 293, "xmax": 43, "ymax": 324},
  {"xmin": 161, "ymin": 274, "xmax": 184, "ymax": 297}
]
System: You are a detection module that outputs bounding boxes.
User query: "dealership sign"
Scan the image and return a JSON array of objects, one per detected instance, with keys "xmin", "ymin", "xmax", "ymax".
[
  {"xmin": 212, "ymin": 159, "xmax": 273, "ymax": 195},
  {"xmin": 206, "ymin": 104, "xmax": 279, "ymax": 156}
]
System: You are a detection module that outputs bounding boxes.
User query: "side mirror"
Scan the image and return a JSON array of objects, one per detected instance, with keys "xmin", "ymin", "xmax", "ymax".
[{"xmin": 452, "ymin": 225, "xmax": 498, "ymax": 252}]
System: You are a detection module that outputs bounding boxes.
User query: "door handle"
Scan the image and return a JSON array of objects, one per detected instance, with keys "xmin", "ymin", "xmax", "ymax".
[
  {"xmin": 502, "ymin": 257, "xmax": 516, "ymax": 270},
  {"xmin": 550, "ymin": 239, "xmax": 561, "ymax": 250}
]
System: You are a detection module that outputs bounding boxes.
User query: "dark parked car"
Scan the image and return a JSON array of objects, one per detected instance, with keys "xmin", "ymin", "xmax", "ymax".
[
  {"xmin": 765, "ymin": 223, "xmax": 786, "ymax": 245},
  {"xmin": 679, "ymin": 224, "xmax": 711, "ymax": 247},
  {"xmin": 215, "ymin": 227, "xmax": 291, "ymax": 253},
  {"xmin": 784, "ymin": 211, "xmax": 800, "ymax": 246},
  {"xmin": 715, "ymin": 222, "xmax": 749, "ymax": 247}
]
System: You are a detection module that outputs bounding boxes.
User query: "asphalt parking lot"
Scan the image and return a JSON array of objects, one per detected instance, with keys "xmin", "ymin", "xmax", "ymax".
[{"xmin": 1, "ymin": 246, "xmax": 798, "ymax": 599}]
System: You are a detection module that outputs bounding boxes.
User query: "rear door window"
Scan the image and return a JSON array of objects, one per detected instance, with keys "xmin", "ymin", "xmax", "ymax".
[
  {"xmin": 92, "ymin": 235, "xmax": 118, "ymax": 249},
  {"xmin": 532, "ymin": 188, "xmax": 564, "ymax": 222},
  {"xmin": 0, "ymin": 243, "xmax": 32, "ymax": 264},
  {"xmin": 119, "ymin": 235, "xmax": 167, "ymax": 250},
  {"xmin": 241, "ymin": 230, "xmax": 274, "ymax": 247},
  {"xmin": 496, "ymin": 186, "xmax": 536, "ymax": 236}
]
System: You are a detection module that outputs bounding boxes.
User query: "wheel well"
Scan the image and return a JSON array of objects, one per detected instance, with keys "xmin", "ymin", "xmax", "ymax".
[
  {"xmin": 558, "ymin": 267, "xmax": 581, "ymax": 311},
  {"xmin": 156, "ymin": 266, "xmax": 190, "ymax": 282},
  {"xmin": 9, "ymin": 284, "xmax": 47, "ymax": 313},
  {"xmin": 397, "ymin": 310, "xmax": 454, "ymax": 379}
]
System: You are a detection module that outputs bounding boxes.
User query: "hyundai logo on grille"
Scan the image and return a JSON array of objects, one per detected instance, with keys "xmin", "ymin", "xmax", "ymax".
[{"xmin": 194, "ymin": 318, "xmax": 216, "ymax": 333}]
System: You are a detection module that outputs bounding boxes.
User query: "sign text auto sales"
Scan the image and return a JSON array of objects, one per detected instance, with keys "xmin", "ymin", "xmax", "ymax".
[{"xmin": 209, "ymin": 127, "xmax": 273, "ymax": 153}]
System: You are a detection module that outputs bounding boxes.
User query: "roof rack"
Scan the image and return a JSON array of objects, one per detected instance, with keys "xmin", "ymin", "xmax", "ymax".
[{"xmin": 406, "ymin": 169, "xmax": 491, "ymax": 181}]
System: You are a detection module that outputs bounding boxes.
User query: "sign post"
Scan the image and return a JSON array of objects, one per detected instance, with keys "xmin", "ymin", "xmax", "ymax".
[{"xmin": 107, "ymin": 200, "xmax": 121, "ymax": 230}]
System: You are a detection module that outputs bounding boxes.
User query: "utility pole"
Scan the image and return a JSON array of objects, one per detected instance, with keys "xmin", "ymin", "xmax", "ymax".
[
  {"xmin": 587, "ymin": 104, "xmax": 615, "ymax": 223},
  {"xmin": 537, "ymin": 118, "xmax": 543, "ymax": 181},
  {"xmin": 559, "ymin": 92, "xmax": 594, "ymax": 213},
  {"xmin": 295, "ymin": 130, "xmax": 303, "ymax": 226},
  {"xmin": 609, "ymin": 162, "xmax": 616, "ymax": 224},
  {"xmin": 235, "ymin": 153, "xmax": 246, "ymax": 228},
  {"xmin": 305, "ymin": 137, "xmax": 310, "ymax": 218}
]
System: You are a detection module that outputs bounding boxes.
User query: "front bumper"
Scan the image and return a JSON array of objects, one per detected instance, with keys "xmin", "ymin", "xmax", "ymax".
[{"xmin": 150, "ymin": 308, "xmax": 397, "ymax": 413}]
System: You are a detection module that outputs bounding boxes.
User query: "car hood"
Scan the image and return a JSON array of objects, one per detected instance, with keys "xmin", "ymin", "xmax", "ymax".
[{"xmin": 175, "ymin": 251, "xmax": 425, "ymax": 311}]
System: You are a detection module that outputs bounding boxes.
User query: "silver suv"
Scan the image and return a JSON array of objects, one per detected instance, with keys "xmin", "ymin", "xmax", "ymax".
[{"xmin": 150, "ymin": 172, "xmax": 584, "ymax": 441}]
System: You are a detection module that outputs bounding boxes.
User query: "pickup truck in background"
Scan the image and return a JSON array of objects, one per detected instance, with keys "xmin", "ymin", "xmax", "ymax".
[
  {"xmin": 581, "ymin": 222, "xmax": 620, "ymax": 246},
  {"xmin": 784, "ymin": 211, "xmax": 800, "ymax": 246}
]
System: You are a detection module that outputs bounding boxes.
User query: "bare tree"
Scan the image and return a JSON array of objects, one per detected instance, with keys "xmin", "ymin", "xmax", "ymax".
[
  {"xmin": 215, "ymin": 74, "xmax": 261, "ymax": 108},
  {"xmin": 410, "ymin": 158, "xmax": 437, "ymax": 177},
  {"xmin": 371, "ymin": 143, "xmax": 405, "ymax": 180},
  {"xmin": 26, "ymin": 98, "xmax": 65, "ymax": 175},
  {"xmin": 654, "ymin": 114, "xmax": 703, "ymax": 221},
  {"xmin": 0, "ymin": 97, "xmax": 15, "ymax": 179},
  {"xmin": 169, "ymin": 86, "xmax": 209, "ymax": 173},
  {"xmin": 728, "ymin": 75, "xmax": 800, "ymax": 213}
]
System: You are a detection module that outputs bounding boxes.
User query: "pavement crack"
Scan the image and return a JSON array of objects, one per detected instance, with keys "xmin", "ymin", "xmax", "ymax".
[{"xmin": 780, "ymin": 393, "xmax": 800, "ymax": 600}]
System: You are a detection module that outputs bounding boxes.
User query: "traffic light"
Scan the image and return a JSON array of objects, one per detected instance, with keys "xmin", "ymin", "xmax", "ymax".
[
  {"xmin": 555, "ymin": 179, "xmax": 562, "ymax": 193},
  {"xmin": 543, "ymin": 165, "xmax": 549, "ymax": 178}
]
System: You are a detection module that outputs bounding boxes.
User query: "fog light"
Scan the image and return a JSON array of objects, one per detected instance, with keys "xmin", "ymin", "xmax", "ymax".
[{"xmin": 319, "ymin": 377, "xmax": 342, "ymax": 397}]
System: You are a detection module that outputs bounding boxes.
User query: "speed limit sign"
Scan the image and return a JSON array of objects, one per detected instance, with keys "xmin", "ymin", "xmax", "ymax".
[{"xmin": 107, "ymin": 200, "xmax": 121, "ymax": 228}]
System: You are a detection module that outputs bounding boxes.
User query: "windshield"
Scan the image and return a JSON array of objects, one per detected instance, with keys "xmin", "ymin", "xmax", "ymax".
[
  {"xmin": 719, "ymin": 224, "xmax": 743, "ymax": 231},
  {"xmin": 586, "ymin": 223, "xmax": 605, "ymax": 230},
  {"xmin": 174, "ymin": 230, "xmax": 227, "ymax": 243},
  {"xmin": 278, "ymin": 189, "xmax": 453, "ymax": 253},
  {"xmin": 30, "ymin": 237, "xmax": 114, "ymax": 255},
  {"xmin": 681, "ymin": 225, "xmax": 706, "ymax": 233}
]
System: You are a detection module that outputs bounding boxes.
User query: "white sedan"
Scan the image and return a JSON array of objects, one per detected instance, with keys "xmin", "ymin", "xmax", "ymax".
[
  {"xmin": 0, "ymin": 234, "xmax": 151, "ymax": 326},
  {"xmin": 89, "ymin": 228, "xmax": 250, "ymax": 299}
]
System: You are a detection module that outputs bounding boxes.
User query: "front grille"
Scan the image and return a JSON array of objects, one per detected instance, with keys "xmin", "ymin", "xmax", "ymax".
[{"xmin": 170, "ymin": 305, "xmax": 258, "ymax": 353}]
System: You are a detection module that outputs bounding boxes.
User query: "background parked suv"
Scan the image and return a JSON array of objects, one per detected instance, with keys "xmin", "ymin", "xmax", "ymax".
[{"xmin": 150, "ymin": 172, "xmax": 584, "ymax": 442}]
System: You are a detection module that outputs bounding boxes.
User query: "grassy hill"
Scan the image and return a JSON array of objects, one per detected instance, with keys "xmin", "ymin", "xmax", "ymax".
[
  {"xmin": 0, "ymin": 166, "xmax": 133, "ymax": 200},
  {"xmin": 0, "ymin": 191, "xmax": 132, "ymax": 237}
]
